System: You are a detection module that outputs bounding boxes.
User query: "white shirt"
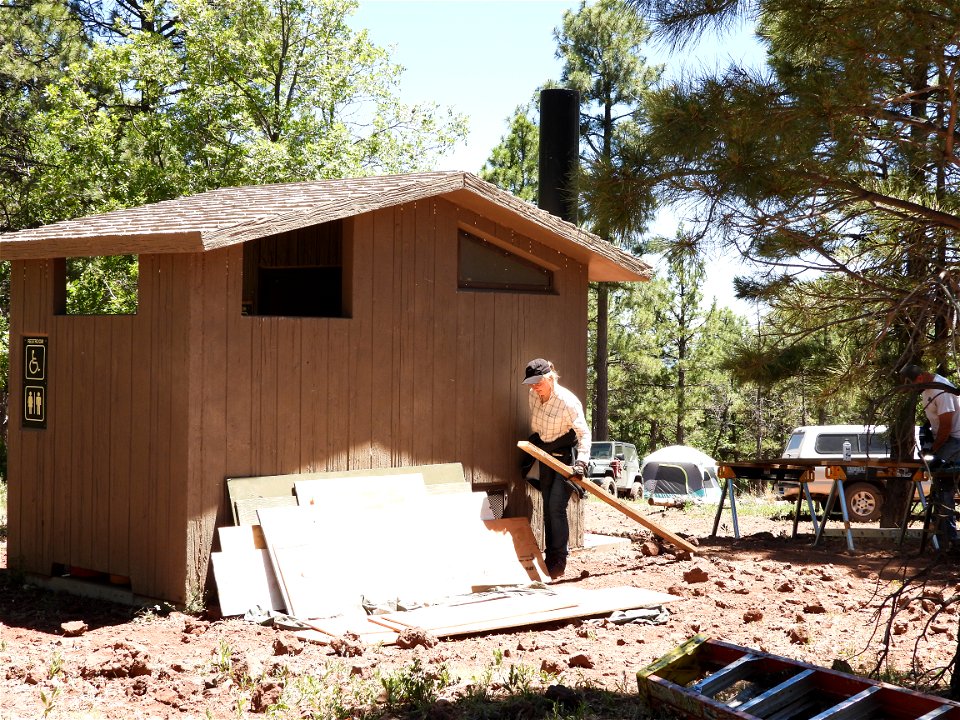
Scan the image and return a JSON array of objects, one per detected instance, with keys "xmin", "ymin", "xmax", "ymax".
[
  {"xmin": 529, "ymin": 382, "xmax": 592, "ymax": 463},
  {"xmin": 921, "ymin": 374, "xmax": 960, "ymax": 439}
]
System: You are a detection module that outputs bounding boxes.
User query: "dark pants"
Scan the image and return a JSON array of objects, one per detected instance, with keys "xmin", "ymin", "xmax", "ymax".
[
  {"xmin": 540, "ymin": 470, "xmax": 573, "ymax": 572},
  {"xmin": 932, "ymin": 438, "xmax": 960, "ymax": 545},
  {"xmin": 522, "ymin": 430, "xmax": 577, "ymax": 573}
]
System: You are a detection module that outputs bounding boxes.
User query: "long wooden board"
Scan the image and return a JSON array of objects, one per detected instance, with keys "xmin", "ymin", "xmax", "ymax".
[{"xmin": 517, "ymin": 441, "xmax": 697, "ymax": 554}]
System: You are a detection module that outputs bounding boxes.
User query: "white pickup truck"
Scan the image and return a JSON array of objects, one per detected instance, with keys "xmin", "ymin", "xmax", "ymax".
[{"xmin": 773, "ymin": 425, "xmax": 921, "ymax": 522}]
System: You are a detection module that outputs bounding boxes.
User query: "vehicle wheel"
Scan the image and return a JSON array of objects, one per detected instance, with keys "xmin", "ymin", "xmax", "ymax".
[
  {"xmin": 845, "ymin": 482, "xmax": 883, "ymax": 523},
  {"xmin": 628, "ymin": 481, "xmax": 642, "ymax": 501},
  {"xmin": 605, "ymin": 480, "xmax": 616, "ymax": 496}
]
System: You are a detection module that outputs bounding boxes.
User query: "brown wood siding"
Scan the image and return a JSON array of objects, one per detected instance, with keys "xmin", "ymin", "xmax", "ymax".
[{"xmin": 8, "ymin": 196, "xmax": 589, "ymax": 604}]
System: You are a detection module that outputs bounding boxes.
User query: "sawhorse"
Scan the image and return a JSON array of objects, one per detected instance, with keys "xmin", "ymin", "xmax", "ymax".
[
  {"xmin": 899, "ymin": 469, "xmax": 938, "ymax": 550},
  {"xmin": 711, "ymin": 466, "xmax": 741, "ymax": 539},
  {"xmin": 813, "ymin": 465, "xmax": 855, "ymax": 551}
]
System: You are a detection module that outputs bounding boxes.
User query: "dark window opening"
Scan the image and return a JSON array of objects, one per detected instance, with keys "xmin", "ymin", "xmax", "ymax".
[
  {"xmin": 54, "ymin": 255, "xmax": 139, "ymax": 315},
  {"xmin": 458, "ymin": 229, "xmax": 553, "ymax": 293},
  {"xmin": 242, "ymin": 220, "xmax": 347, "ymax": 317}
]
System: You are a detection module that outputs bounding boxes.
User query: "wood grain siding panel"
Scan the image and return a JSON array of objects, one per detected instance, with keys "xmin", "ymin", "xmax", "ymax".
[
  {"xmin": 108, "ymin": 318, "xmax": 133, "ymax": 575},
  {"xmin": 71, "ymin": 318, "xmax": 96, "ymax": 570},
  {"xmin": 163, "ymin": 254, "xmax": 193, "ymax": 601},
  {"xmin": 11, "ymin": 261, "xmax": 48, "ymax": 572},
  {"xmin": 326, "ymin": 319, "xmax": 350, "ymax": 471},
  {"xmin": 226, "ymin": 246, "xmax": 255, "ymax": 477},
  {"xmin": 398, "ymin": 204, "xmax": 417, "ymax": 466},
  {"xmin": 413, "ymin": 200, "xmax": 435, "ymax": 463},
  {"xmin": 277, "ymin": 319, "xmax": 302, "ymax": 472},
  {"xmin": 493, "ymin": 292, "xmax": 518, "ymax": 483},
  {"xmin": 390, "ymin": 207, "xmax": 404, "ymax": 467},
  {"xmin": 258, "ymin": 318, "xmax": 280, "ymax": 474},
  {"xmin": 470, "ymin": 291, "xmax": 497, "ymax": 485},
  {"xmin": 369, "ymin": 209, "xmax": 396, "ymax": 469},
  {"xmin": 192, "ymin": 250, "xmax": 228, "ymax": 596},
  {"xmin": 433, "ymin": 201, "xmax": 459, "ymax": 465},
  {"xmin": 51, "ymin": 314, "xmax": 74, "ymax": 566},
  {"xmin": 348, "ymin": 215, "xmax": 374, "ymax": 470},
  {"xmin": 145, "ymin": 254, "xmax": 170, "ymax": 593},
  {"xmin": 128, "ymin": 255, "xmax": 155, "ymax": 592},
  {"xmin": 5, "ymin": 263, "xmax": 23, "ymax": 565},
  {"xmin": 454, "ymin": 287, "xmax": 476, "ymax": 482},
  {"xmin": 91, "ymin": 316, "xmax": 113, "ymax": 570},
  {"xmin": 299, "ymin": 320, "xmax": 328, "ymax": 473}
]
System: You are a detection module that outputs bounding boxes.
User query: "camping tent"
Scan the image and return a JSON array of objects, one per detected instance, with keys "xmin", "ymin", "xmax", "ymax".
[{"xmin": 641, "ymin": 445, "xmax": 722, "ymax": 503}]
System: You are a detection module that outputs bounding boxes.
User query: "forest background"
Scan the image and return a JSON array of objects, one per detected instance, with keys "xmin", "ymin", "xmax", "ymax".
[{"xmin": 1, "ymin": 1, "xmax": 957, "ymax": 526}]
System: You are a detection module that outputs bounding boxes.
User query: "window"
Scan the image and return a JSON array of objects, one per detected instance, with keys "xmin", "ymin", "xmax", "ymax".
[
  {"xmin": 784, "ymin": 432, "xmax": 804, "ymax": 453},
  {"xmin": 458, "ymin": 229, "xmax": 553, "ymax": 293},
  {"xmin": 54, "ymin": 255, "xmax": 139, "ymax": 315},
  {"xmin": 591, "ymin": 442, "xmax": 613, "ymax": 460},
  {"xmin": 242, "ymin": 220, "xmax": 347, "ymax": 317}
]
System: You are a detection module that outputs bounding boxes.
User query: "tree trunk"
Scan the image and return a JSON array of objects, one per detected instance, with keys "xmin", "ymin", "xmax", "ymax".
[{"xmin": 593, "ymin": 282, "xmax": 609, "ymax": 441}]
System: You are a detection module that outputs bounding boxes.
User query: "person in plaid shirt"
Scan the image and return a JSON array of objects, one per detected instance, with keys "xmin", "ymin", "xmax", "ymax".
[{"xmin": 521, "ymin": 358, "xmax": 591, "ymax": 579}]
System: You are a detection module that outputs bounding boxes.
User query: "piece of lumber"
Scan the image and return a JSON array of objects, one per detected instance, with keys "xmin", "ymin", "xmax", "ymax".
[
  {"xmin": 517, "ymin": 441, "xmax": 698, "ymax": 554},
  {"xmin": 483, "ymin": 518, "xmax": 549, "ymax": 582}
]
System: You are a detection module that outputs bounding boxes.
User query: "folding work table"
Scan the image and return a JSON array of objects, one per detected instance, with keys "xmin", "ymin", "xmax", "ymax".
[{"xmin": 711, "ymin": 458, "xmax": 930, "ymax": 551}]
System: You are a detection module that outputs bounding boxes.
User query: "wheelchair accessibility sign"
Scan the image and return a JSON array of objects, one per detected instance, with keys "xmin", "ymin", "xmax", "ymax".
[{"xmin": 23, "ymin": 337, "xmax": 47, "ymax": 428}]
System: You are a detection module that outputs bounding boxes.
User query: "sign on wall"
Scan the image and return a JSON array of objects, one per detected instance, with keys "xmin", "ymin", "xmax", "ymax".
[{"xmin": 23, "ymin": 336, "xmax": 47, "ymax": 429}]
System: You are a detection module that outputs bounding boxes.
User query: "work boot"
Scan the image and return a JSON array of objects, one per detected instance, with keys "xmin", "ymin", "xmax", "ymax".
[{"xmin": 547, "ymin": 560, "xmax": 566, "ymax": 580}]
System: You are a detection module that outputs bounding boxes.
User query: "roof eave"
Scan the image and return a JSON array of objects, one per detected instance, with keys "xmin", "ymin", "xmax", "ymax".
[{"xmin": 0, "ymin": 231, "xmax": 205, "ymax": 261}]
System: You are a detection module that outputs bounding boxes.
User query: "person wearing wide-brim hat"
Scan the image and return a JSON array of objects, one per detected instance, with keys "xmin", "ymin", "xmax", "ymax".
[
  {"xmin": 520, "ymin": 358, "xmax": 591, "ymax": 579},
  {"xmin": 900, "ymin": 364, "xmax": 960, "ymax": 549}
]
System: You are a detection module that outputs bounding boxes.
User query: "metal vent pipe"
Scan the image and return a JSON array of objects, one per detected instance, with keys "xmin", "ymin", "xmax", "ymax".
[{"xmin": 537, "ymin": 88, "xmax": 580, "ymax": 224}]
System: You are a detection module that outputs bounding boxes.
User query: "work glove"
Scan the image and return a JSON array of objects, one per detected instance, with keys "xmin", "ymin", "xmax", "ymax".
[{"xmin": 573, "ymin": 459, "xmax": 588, "ymax": 477}]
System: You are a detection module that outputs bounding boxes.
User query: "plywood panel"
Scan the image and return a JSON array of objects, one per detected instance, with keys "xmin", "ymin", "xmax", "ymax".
[
  {"xmin": 293, "ymin": 473, "xmax": 426, "ymax": 509},
  {"xmin": 234, "ymin": 495, "xmax": 298, "ymax": 526},
  {"xmin": 259, "ymin": 491, "xmax": 527, "ymax": 620},
  {"xmin": 212, "ymin": 549, "xmax": 285, "ymax": 616},
  {"xmin": 218, "ymin": 524, "xmax": 266, "ymax": 552}
]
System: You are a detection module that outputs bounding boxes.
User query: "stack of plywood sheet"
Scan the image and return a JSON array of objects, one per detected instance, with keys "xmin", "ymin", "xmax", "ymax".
[
  {"xmin": 213, "ymin": 466, "xmax": 547, "ymax": 619},
  {"xmin": 213, "ymin": 466, "xmax": 679, "ymax": 643}
]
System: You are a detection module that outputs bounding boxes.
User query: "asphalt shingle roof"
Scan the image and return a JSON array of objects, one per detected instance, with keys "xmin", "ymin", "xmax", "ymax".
[{"xmin": 0, "ymin": 171, "xmax": 651, "ymax": 282}]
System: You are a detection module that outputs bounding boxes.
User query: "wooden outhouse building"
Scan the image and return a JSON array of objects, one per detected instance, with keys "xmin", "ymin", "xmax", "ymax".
[{"xmin": 1, "ymin": 171, "xmax": 650, "ymax": 604}]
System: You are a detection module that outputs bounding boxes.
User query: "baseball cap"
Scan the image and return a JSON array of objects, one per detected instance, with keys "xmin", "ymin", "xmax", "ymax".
[{"xmin": 523, "ymin": 358, "xmax": 551, "ymax": 384}]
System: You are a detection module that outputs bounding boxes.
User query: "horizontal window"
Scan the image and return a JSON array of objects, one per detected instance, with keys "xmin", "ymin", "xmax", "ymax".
[{"xmin": 458, "ymin": 229, "xmax": 553, "ymax": 293}]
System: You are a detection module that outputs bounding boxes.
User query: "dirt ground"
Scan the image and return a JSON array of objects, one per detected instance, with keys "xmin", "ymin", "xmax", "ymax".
[{"xmin": 2, "ymin": 497, "xmax": 959, "ymax": 719}]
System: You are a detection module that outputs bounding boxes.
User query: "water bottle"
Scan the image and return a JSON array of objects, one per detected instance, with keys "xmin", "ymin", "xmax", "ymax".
[{"xmin": 842, "ymin": 440, "xmax": 852, "ymax": 461}]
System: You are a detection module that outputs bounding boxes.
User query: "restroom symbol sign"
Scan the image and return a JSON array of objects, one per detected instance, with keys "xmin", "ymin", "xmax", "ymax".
[
  {"xmin": 24, "ymin": 385, "xmax": 45, "ymax": 423},
  {"xmin": 25, "ymin": 340, "xmax": 46, "ymax": 381},
  {"xmin": 22, "ymin": 336, "xmax": 48, "ymax": 429}
]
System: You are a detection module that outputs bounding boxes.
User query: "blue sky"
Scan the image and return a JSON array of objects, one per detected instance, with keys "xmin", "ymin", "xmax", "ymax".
[{"xmin": 349, "ymin": 0, "xmax": 766, "ymax": 313}]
